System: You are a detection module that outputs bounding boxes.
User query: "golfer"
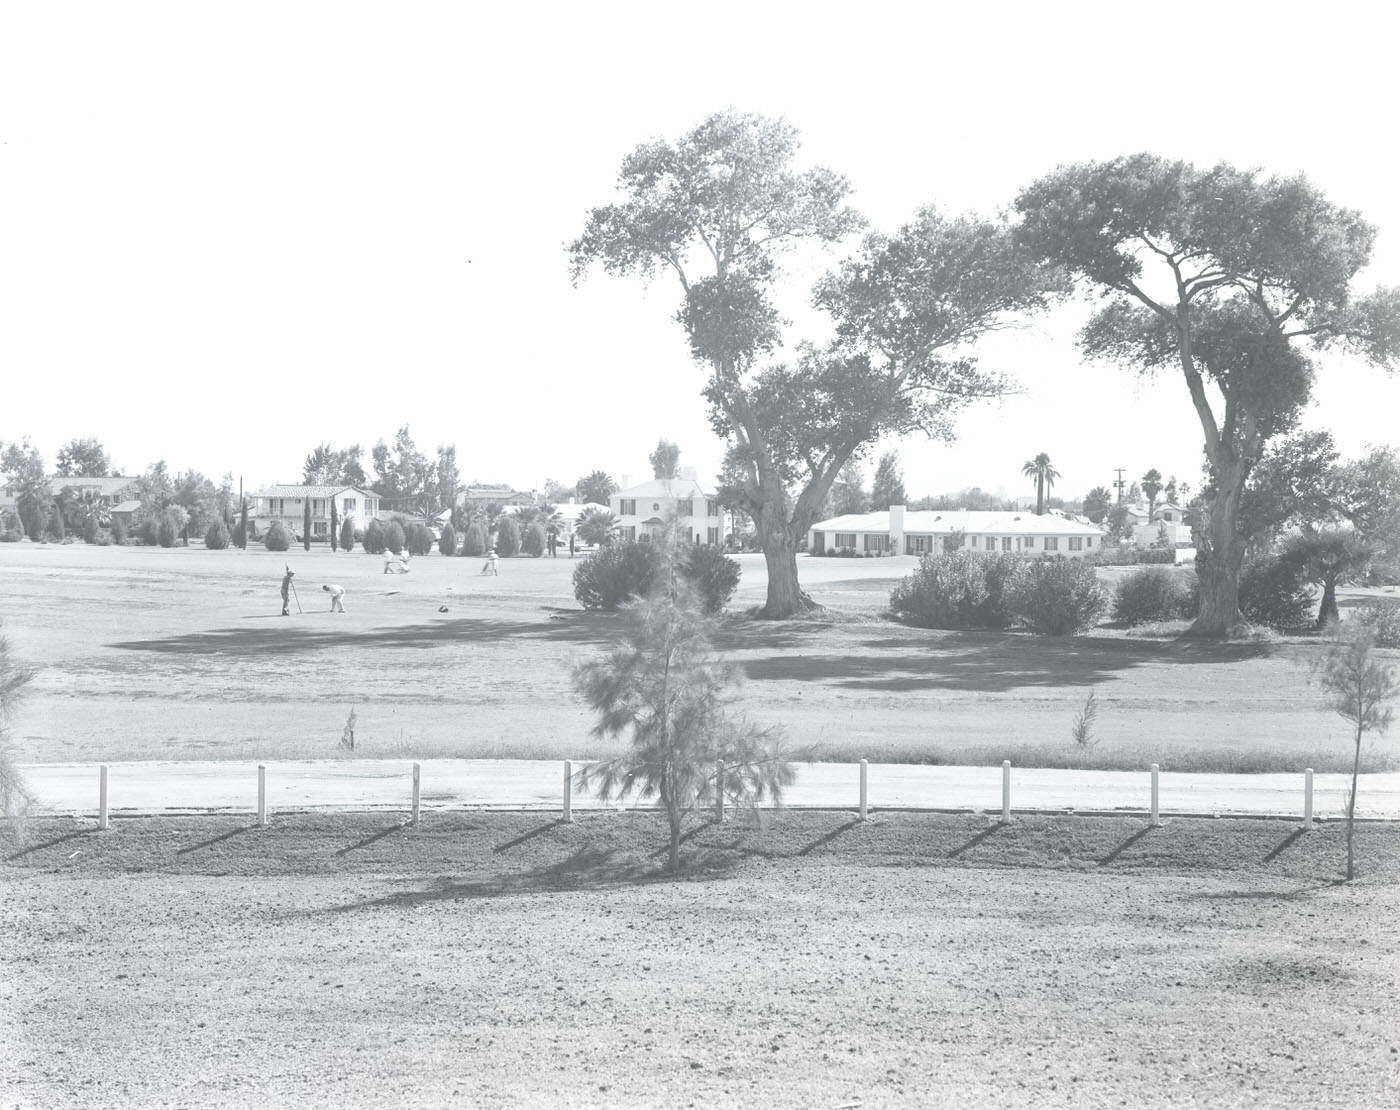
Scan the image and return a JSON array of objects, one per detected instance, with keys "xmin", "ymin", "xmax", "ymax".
[
  {"xmin": 481, "ymin": 547, "xmax": 499, "ymax": 575},
  {"xmin": 280, "ymin": 567, "xmax": 295, "ymax": 615},
  {"xmin": 323, "ymin": 583, "xmax": 346, "ymax": 612}
]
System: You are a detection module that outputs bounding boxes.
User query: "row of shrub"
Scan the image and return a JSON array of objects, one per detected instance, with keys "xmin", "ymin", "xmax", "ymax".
[
  {"xmin": 888, "ymin": 551, "xmax": 1108, "ymax": 635},
  {"xmin": 573, "ymin": 542, "xmax": 741, "ymax": 614},
  {"xmin": 1109, "ymin": 556, "xmax": 1317, "ymax": 631},
  {"xmin": 1086, "ymin": 545, "xmax": 1179, "ymax": 566}
]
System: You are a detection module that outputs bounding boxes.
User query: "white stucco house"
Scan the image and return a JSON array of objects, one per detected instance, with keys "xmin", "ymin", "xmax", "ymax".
[
  {"xmin": 809, "ymin": 505, "xmax": 1106, "ymax": 558},
  {"xmin": 250, "ymin": 485, "xmax": 383, "ymax": 541},
  {"xmin": 610, "ymin": 470, "xmax": 724, "ymax": 546},
  {"xmin": 1120, "ymin": 501, "xmax": 1190, "ymax": 545}
]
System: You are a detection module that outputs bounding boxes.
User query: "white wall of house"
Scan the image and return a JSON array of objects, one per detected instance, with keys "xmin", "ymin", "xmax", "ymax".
[
  {"xmin": 252, "ymin": 487, "xmax": 381, "ymax": 539},
  {"xmin": 811, "ymin": 506, "xmax": 1106, "ymax": 559},
  {"xmin": 610, "ymin": 477, "xmax": 724, "ymax": 546}
]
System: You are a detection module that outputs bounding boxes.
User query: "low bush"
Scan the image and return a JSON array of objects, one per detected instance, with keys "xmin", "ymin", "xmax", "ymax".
[
  {"xmin": 205, "ymin": 520, "xmax": 230, "ymax": 550},
  {"xmin": 682, "ymin": 545, "xmax": 742, "ymax": 614},
  {"xmin": 438, "ymin": 523, "xmax": 457, "ymax": 557},
  {"xmin": 362, "ymin": 518, "xmax": 386, "ymax": 555},
  {"xmin": 405, "ymin": 522, "xmax": 434, "ymax": 556},
  {"xmin": 264, "ymin": 520, "xmax": 292, "ymax": 552},
  {"xmin": 1112, "ymin": 567, "xmax": 1192, "ymax": 625},
  {"xmin": 1087, "ymin": 545, "xmax": 1177, "ymax": 566},
  {"xmin": 110, "ymin": 518, "xmax": 127, "ymax": 545},
  {"xmin": 157, "ymin": 506, "xmax": 188, "ymax": 548},
  {"xmin": 82, "ymin": 514, "xmax": 101, "ymax": 544},
  {"xmin": 138, "ymin": 516, "xmax": 160, "ymax": 546},
  {"xmin": 889, "ymin": 551, "xmax": 1022, "ymax": 630},
  {"xmin": 1011, "ymin": 557, "xmax": 1108, "ymax": 635},
  {"xmin": 495, "ymin": 517, "xmax": 522, "ymax": 558},
  {"xmin": 384, "ymin": 520, "xmax": 407, "ymax": 556},
  {"xmin": 462, "ymin": 522, "xmax": 487, "ymax": 557},
  {"xmin": 574, "ymin": 542, "xmax": 661, "ymax": 610},
  {"xmin": 0, "ymin": 510, "xmax": 22, "ymax": 542},
  {"xmin": 1350, "ymin": 599, "xmax": 1400, "ymax": 647},
  {"xmin": 521, "ymin": 521, "xmax": 547, "ymax": 557},
  {"xmin": 1237, "ymin": 554, "xmax": 1313, "ymax": 631}
]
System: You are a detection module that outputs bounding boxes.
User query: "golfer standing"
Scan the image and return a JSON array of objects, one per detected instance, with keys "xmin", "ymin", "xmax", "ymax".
[
  {"xmin": 280, "ymin": 567, "xmax": 295, "ymax": 615},
  {"xmin": 323, "ymin": 584, "xmax": 346, "ymax": 612}
]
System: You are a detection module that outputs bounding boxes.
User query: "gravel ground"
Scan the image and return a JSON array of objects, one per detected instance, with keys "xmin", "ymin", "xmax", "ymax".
[{"xmin": 4, "ymin": 810, "xmax": 1399, "ymax": 1108}]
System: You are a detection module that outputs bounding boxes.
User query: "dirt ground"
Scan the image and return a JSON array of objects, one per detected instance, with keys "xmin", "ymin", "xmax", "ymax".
[
  {"xmin": 3, "ymin": 810, "xmax": 1398, "ymax": 1108},
  {"xmin": 2, "ymin": 542, "xmax": 1393, "ymax": 773}
]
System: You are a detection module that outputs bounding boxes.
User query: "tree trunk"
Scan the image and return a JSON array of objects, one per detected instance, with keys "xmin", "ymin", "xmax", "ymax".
[
  {"xmin": 759, "ymin": 529, "xmax": 817, "ymax": 619},
  {"xmin": 1346, "ymin": 724, "xmax": 1361, "ymax": 881},
  {"xmin": 1316, "ymin": 577, "xmax": 1339, "ymax": 628},
  {"xmin": 1188, "ymin": 463, "xmax": 1247, "ymax": 637}
]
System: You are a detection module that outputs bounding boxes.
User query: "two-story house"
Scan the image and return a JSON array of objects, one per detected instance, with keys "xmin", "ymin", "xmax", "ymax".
[
  {"xmin": 251, "ymin": 485, "xmax": 382, "ymax": 541},
  {"xmin": 610, "ymin": 470, "xmax": 723, "ymax": 546}
]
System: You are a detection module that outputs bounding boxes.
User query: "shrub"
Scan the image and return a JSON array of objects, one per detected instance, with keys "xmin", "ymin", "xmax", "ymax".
[
  {"xmin": 1237, "ymin": 554, "xmax": 1313, "ymax": 631},
  {"xmin": 438, "ymin": 523, "xmax": 457, "ymax": 557},
  {"xmin": 157, "ymin": 505, "xmax": 188, "ymax": 548},
  {"xmin": 339, "ymin": 517, "xmax": 356, "ymax": 553},
  {"xmin": 406, "ymin": 522, "xmax": 434, "ymax": 556},
  {"xmin": 363, "ymin": 518, "xmax": 386, "ymax": 554},
  {"xmin": 82, "ymin": 514, "xmax": 101, "ymax": 544},
  {"xmin": 0, "ymin": 510, "xmax": 22, "ymax": 542},
  {"xmin": 1087, "ymin": 545, "xmax": 1177, "ymax": 566},
  {"xmin": 521, "ymin": 521, "xmax": 546, "ymax": 557},
  {"xmin": 384, "ymin": 520, "xmax": 406, "ymax": 555},
  {"xmin": 1349, "ymin": 599, "xmax": 1400, "ymax": 648},
  {"xmin": 495, "ymin": 516, "xmax": 521, "ymax": 557},
  {"xmin": 110, "ymin": 518, "xmax": 127, "ymax": 545},
  {"xmin": 573, "ymin": 542, "xmax": 662, "ymax": 611},
  {"xmin": 138, "ymin": 516, "xmax": 160, "ymax": 546},
  {"xmin": 1011, "ymin": 557, "xmax": 1108, "ymax": 635},
  {"xmin": 264, "ymin": 520, "xmax": 292, "ymax": 552},
  {"xmin": 205, "ymin": 520, "xmax": 231, "ymax": 550},
  {"xmin": 231, "ymin": 518, "xmax": 257, "ymax": 547},
  {"xmin": 683, "ymin": 545, "xmax": 742, "ymax": 614},
  {"xmin": 889, "ymin": 550, "xmax": 1023, "ymax": 630},
  {"xmin": 1112, "ymin": 567, "xmax": 1191, "ymax": 625},
  {"xmin": 462, "ymin": 521, "xmax": 487, "ymax": 557}
]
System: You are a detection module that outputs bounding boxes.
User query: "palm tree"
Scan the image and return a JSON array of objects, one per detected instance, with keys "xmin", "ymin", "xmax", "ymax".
[
  {"xmin": 1141, "ymin": 468, "xmax": 1163, "ymax": 521},
  {"xmin": 576, "ymin": 507, "xmax": 620, "ymax": 547},
  {"xmin": 1021, "ymin": 453, "xmax": 1060, "ymax": 515}
]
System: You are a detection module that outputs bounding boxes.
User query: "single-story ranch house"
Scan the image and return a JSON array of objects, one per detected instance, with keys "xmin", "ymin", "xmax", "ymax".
[
  {"xmin": 251, "ymin": 485, "xmax": 383, "ymax": 541},
  {"xmin": 809, "ymin": 505, "xmax": 1106, "ymax": 558},
  {"xmin": 611, "ymin": 470, "xmax": 723, "ymax": 546}
]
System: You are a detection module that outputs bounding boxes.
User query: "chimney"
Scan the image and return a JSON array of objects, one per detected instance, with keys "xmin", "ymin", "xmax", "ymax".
[
  {"xmin": 620, "ymin": 474, "xmax": 632, "ymax": 490},
  {"xmin": 679, "ymin": 465, "xmax": 697, "ymax": 481},
  {"xmin": 889, "ymin": 504, "xmax": 905, "ymax": 554}
]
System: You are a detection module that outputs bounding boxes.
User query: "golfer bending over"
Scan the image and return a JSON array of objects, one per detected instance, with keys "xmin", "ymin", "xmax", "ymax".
[{"xmin": 323, "ymin": 584, "xmax": 347, "ymax": 612}]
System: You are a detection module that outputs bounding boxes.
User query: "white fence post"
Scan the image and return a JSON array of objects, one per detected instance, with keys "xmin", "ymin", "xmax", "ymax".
[
  {"xmin": 1001, "ymin": 760, "xmax": 1011, "ymax": 822},
  {"xmin": 1150, "ymin": 763, "xmax": 1162, "ymax": 827},
  {"xmin": 98, "ymin": 764, "xmax": 109, "ymax": 830},
  {"xmin": 1303, "ymin": 768, "xmax": 1314, "ymax": 831},
  {"xmin": 411, "ymin": 762, "xmax": 421, "ymax": 827},
  {"xmin": 563, "ymin": 760, "xmax": 573, "ymax": 823},
  {"xmin": 714, "ymin": 761, "xmax": 725, "ymax": 824},
  {"xmin": 257, "ymin": 764, "xmax": 267, "ymax": 827},
  {"xmin": 859, "ymin": 759, "xmax": 868, "ymax": 821}
]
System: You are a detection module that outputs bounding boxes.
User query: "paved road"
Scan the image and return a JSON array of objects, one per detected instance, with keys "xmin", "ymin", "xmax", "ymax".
[{"xmin": 18, "ymin": 759, "xmax": 1400, "ymax": 820}]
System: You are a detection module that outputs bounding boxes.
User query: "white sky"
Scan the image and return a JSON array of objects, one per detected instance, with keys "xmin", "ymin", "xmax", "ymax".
[{"xmin": 3, "ymin": 1, "xmax": 1398, "ymax": 504}]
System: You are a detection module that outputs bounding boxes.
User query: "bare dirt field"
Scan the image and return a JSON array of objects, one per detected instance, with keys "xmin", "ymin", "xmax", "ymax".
[
  {"xmin": 1, "ymin": 541, "xmax": 1394, "ymax": 773},
  {"xmin": 4, "ymin": 809, "xmax": 1399, "ymax": 1109}
]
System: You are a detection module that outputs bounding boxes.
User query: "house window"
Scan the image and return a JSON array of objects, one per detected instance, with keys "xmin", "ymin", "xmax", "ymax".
[
  {"xmin": 1024, "ymin": 536, "xmax": 1035, "ymax": 549},
  {"xmin": 1001, "ymin": 537, "xmax": 1012, "ymax": 552},
  {"xmin": 835, "ymin": 532, "xmax": 856, "ymax": 548},
  {"xmin": 312, "ymin": 500, "xmax": 325, "ymax": 517},
  {"xmin": 313, "ymin": 521, "xmax": 328, "ymax": 537},
  {"xmin": 1086, "ymin": 537, "xmax": 1094, "ymax": 548},
  {"xmin": 707, "ymin": 500, "xmax": 719, "ymax": 516},
  {"xmin": 707, "ymin": 527, "xmax": 719, "ymax": 545},
  {"xmin": 652, "ymin": 502, "xmax": 660, "ymax": 512},
  {"xmin": 1045, "ymin": 537, "xmax": 1059, "ymax": 551},
  {"xmin": 985, "ymin": 537, "xmax": 995, "ymax": 551},
  {"xmin": 270, "ymin": 499, "xmax": 284, "ymax": 516},
  {"xmin": 620, "ymin": 499, "xmax": 636, "ymax": 515},
  {"xmin": 906, "ymin": 535, "xmax": 932, "ymax": 554},
  {"xmin": 865, "ymin": 534, "xmax": 888, "ymax": 552},
  {"xmin": 1069, "ymin": 536, "xmax": 1083, "ymax": 551},
  {"xmin": 622, "ymin": 526, "xmax": 636, "ymax": 542},
  {"xmin": 677, "ymin": 499, "xmax": 693, "ymax": 516},
  {"xmin": 343, "ymin": 498, "xmax": 356, "ymax": 514}
]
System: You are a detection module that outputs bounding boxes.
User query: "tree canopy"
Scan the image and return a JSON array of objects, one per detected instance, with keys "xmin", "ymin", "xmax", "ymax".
[
  {"xmin": 1016, "ymin": 154, "xmax": 1400, "ymax": 635},
  {"xmin": 870, "ymin": 451, "xmax": 906, "ymax": 510},
  {"xmin": 54, "ymin": 438, "xmax": 110, "ymax": 478}
]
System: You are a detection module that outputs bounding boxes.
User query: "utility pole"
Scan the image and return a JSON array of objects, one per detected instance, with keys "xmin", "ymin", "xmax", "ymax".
[{"xmin": 1113, "ymin": 468, "xmax": 1126, "ymax": 504}]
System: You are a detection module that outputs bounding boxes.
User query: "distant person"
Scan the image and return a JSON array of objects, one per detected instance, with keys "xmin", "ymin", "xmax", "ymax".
[
  {"xmin": 384, "ymin": 551, "xmax": 410, "ymax": 574},
  {"xmin": 569, "ymin": 534, "xmax": 575, "ymax": 558},
  {"xmin": 481, "ymin": 547, "xmax": 499, "ymax": 575},
  {"xmin": 547, "ymin": 526, "xmax": 558, "ymax": 557},
  {"xmin": 323, "ymin": 583, "xmax": 346, "ymax": 612},
  {"xmin": 280, "ymin": 567, "xmax": 295, "ymax": 616}
]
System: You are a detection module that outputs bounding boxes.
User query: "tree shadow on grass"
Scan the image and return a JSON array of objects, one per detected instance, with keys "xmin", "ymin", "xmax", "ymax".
[
  {"xmin": 109, "ymin": 615, "xmax": 614, "ymax": 656},
  {"xmin": 176, "ymin": 825, "xmax": 257, "ymax": 855},
  {"xmin": 948, "ymin": 822, "xmax": 1006, "ymax": 859},
  {"xmin": 4, "ymin": 828, "xmax": 96, "ymax": 861},
  {"xmin": 1262, "ymin": 828, "xmax": 1307, "ymax": 863},
  {"xmin": 335, "ymin": 823, "xmax": 409, "ymax": 857},
  {"xmin": 1098, "ymin": 826, "xmax": 1155, "ymax": 866},
  {"xmin": 741, "ymin": 633, "xmax": 1273, "ymax": 693}
]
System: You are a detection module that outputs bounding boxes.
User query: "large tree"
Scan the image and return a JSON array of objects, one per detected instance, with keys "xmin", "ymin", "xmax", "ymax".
[
  {"xmin": 371, "ymin": 426, "xmax": 437, "ymax": 514},
  {"xmin": 302, "ymin": 443, "xmax": 368, "ymax": 488},
  {"xmin": 572, "ymin": 110, "xmax": 1054, "ymax": 617},
  {"xmin": 1, "ymin": 440, "xmax": 52, "ymax": 540},
  {"xmin": 1021, "ymin": 452, "xmax": 1059, "ymax": 515},
  {"xmin": 575, "ymin": 470, "xmax": 618, "ymax": 506},
  {"xmin": 1082, "ymin": 485, "xmax": 1112, "ymax": 523},
  {"xmin": 648, "ymin": 439, "xmax": 681, "ymax": 480},
  {"xmin": 54, "ymin": 437, "xmax": 110, "ymax": 478},
  {"xmin": 870, "ymin": 451, "xmax": 907, "ymax": 511},
  {"xmin": 1016, "ymin": 154, "xmax": 1400, "ymax": 636}
]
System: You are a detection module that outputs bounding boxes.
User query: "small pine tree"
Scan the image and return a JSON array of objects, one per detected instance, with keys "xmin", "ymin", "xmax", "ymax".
[
  {"xmin": 439, "ymin": 523, "xmax": 457, "ymax": 556},
  {"xmin": 406, "ymin": 522, "xmax": 434, "ymax": 556},
  {"xmin": 462, "ymin": 521, "xmax": 487, "ymax": 557},
  {"xmin": 522, "ymin": 521, "xmax": 546, "ymax": 557},
  {"xmin": 363, "ymin": 518, "xmax": 386, "ymax": 554},
  {"xmin": 205, "ymin": 520, "xmax": 231, "ymax": 550},
  {"xmin": 573, "ymin": 583, "xmax": 793, "ymax": 870},
  {"xmin": 339, "ymin": 516, "xmax": 355, "ymax": 553},
  {"xmin": 385, "ymin": 520, "xmax": 407, "ymax": 555},
  {"xmin": 495, "ymin": 516, "xmax": 521, "ymax": 557},
  {"xmin": 264, "ymin": 520, "xmax": 292, "ymax": 552}
]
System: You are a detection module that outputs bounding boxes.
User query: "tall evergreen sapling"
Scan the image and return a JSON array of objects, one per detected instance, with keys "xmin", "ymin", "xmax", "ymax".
[{"xmin": 573, "ymin": 580, "xmax": 793, "ymax": 871}]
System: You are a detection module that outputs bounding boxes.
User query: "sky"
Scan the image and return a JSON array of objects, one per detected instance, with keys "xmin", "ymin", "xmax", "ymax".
[{"xmin": 4, "ymin": 1, "xmax": 1399, "ymax": 506}]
